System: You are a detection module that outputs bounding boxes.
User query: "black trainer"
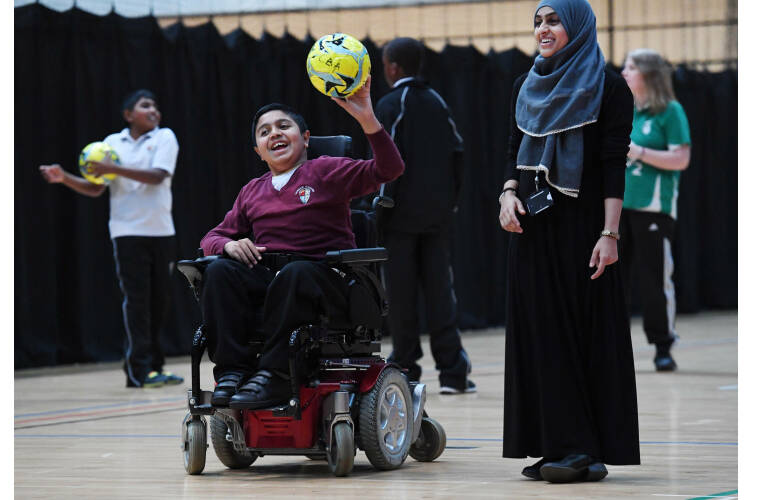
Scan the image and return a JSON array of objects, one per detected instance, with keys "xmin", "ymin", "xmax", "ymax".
[
  {"xmin": 654, "ymin": 354, "xmax": 677, "ymax": 371},
  {"xmin": 440, "ymin": 350, "xmax": 476, "ymax": 394},
  {"xmin": 654, "ymin": 338, "xmax": 678, "ymax": 372},
  {"xmin": 440, "ymin": 379, "xmax": 477, "ymax": 394}
]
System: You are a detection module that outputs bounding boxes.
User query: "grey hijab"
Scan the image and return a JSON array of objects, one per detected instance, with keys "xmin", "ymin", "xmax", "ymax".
[{"xmin": 515, "ymin": 0, "xmax": 605, "ymax": 198}]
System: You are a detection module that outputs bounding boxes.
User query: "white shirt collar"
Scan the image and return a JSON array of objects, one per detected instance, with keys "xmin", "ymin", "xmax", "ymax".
[
  {"xmin": 119, "ymin": 126, "xmax": 158, "ymax": 142},
  {"xmin": 271, "ymin": 164, "xmax": 301, "ymax": 191},
  {"xmin": 393, "ymin": 76, "xmax": 415, "ymax": 88}
]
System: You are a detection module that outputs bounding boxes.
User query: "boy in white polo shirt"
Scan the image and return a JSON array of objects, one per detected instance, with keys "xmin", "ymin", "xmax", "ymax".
[{"xmin": 39, "ymin": 89, "xmax": 183, "ymax": 388}]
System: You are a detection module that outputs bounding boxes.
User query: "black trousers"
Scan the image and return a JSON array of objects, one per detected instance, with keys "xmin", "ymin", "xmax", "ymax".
[
  {"xmin": 382, "ymin": 229, "xmax": 467, "ymax": 385},
  {"xmin": 112, "ymin": 236, "xmax": 175, "ymax": 386},
  {"xmin": 620, "ymin": 209, "xmax": 677, "ymax": 345},
  {"xmin": 200, "ymin": 258, "xmax": 352, "ymax": 381}
]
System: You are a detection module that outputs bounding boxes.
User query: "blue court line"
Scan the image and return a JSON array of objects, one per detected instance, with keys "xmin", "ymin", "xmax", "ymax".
[
  {"xmin": 15, "ymin": 434, "xmax": 179, "ymax": 439},
  {"xmin": 467, "ymin": 338, "xmax": 737, "ymax": 371},
  {"xmin": 14, "ymin": 396, "xmax": 185, "ymax": 419},
  {"xmin": 640, "ymin": 441, "xmax": 737, "ymax": 446},
  {"xmin": 449, "ymin": 438, "xmax": 737, "ymax": 446},
  {"xmin": 13, "ymin": 435, "xmax": 738, "ymax": 447}
]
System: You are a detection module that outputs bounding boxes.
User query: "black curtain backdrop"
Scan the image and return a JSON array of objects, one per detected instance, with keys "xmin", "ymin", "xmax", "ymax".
[{"xmin": 15, "ymin": 4, "xmax": 737, "ymax": 369}]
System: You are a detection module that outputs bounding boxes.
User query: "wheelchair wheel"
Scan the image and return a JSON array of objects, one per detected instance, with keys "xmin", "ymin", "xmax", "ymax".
[
  {"xmin": 327, "ymin": 422, "xmax": 354, "ymax": 477},
  {"xmin": 182, "ymin": 414, "xmax": 207, "ymax": 475},
  {"xmin": 359, "ymin": 367, "xmax": 414, "ymax": 470},
  {"xmin": 209, "ymin": 415, "xmax": 256, "ymax": 469},
  {"xmin": 409, "ymin": 417, "xmax": 447, "ymax": 462}
]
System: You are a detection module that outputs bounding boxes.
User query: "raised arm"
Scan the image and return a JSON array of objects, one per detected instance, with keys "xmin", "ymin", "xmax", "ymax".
[{"xmin": 331, "ymin": 75, "xmax": 382, "ymax": 135}]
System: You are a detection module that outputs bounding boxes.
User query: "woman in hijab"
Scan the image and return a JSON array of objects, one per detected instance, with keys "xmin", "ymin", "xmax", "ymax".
[{"xmin": 498, "ymin": 0, "xmax": 640, "ymax": 483}]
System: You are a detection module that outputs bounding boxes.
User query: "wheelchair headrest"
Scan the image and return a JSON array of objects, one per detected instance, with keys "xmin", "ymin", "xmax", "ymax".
[{"xmin": 308, "ymin": 135, "xmax": 352, "ymax": 159}]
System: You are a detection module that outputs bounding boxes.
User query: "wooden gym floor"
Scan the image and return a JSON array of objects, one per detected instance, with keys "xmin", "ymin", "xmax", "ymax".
[{"xmin": 14, "ymin": 311, "xmax": 738, "ymax": 499}]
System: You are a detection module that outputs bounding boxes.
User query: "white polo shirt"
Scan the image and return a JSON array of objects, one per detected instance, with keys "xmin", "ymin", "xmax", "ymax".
[{"xmin": 103, "ymin": 127, "xmax": 179, "ymax": 238}]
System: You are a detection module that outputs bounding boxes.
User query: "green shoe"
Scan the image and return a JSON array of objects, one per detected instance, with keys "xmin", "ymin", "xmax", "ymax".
[
  {"xmin": 162, "ymin": 371, "xmax": 184, "ymax": 385},
  {"xmin": 142, "ymin": 371, "xmax": 167, "ymax": 388}
]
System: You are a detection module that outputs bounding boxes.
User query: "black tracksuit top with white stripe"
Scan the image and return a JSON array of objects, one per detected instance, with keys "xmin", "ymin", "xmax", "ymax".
[{"xmin": 375, "ymin": 78, "xmax": 464, "ymax": 234}]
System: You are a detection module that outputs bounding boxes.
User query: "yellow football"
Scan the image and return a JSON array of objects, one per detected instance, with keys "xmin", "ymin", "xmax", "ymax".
[
  {"xmin": 306, "ymin": 33, "xmax": 371, "ymax": 98},
  {"xmin": 78, "ymin": 141, "xmax": 119, "ymax": 185}
]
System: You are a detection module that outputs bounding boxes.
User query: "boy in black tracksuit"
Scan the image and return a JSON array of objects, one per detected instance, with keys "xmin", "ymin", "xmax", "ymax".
[{"xmin": 375, "ymin": 37, "xmax": 475, "ymax": 394}]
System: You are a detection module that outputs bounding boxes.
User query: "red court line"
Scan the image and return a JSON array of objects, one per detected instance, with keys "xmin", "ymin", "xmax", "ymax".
[{"xmin": 14, "ymin": 401, "xmax": 184, "ymax": 425}]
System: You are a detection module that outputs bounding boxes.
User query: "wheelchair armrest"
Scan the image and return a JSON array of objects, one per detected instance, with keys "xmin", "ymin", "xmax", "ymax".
[
  {"xmin": 177, "ymin": 255, "xmax": 221, "ymax": 286},
  {"xmin": 324, "ymin": 247, "xmax": 388, "ymax": 264}
]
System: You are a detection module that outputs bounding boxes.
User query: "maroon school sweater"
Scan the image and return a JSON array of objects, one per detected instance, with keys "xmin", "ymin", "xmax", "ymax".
[{"xmin": 200, "ymin": 128, "xmax": 404, "ymax": 258}]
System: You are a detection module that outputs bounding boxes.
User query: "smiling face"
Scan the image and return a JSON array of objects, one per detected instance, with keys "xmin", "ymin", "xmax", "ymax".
[
  {"xmin": 124, "ymin": 97, "xmax": 161, "ymax": 135},
  {"xmin": 253, "ymin": 110, "xmax": 310, "ymax": 175},
  {"xmin": 534, "ymin": 6, "xmax": 569, "ymax": 58}
]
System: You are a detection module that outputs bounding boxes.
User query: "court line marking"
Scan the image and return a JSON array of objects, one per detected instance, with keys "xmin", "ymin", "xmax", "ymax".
[
  {"xmin": 652, "ymin": 490, "xmax": 738, "ymax": 499},
  {"xmin": 466, "ymin": 337, "xmax": 737, "ymax": 371},
  {"xmin": 14, "ymin": 407, "xmax": 184, "ymax": 430},
  {"xmin": 640, "ymin": 441, "xmax": 737, "ymax": 446},
  {"xmin": 13, "ymin": 434, "xmax": 738, "ymax": 447},
  {"xmin": 652, "ymin": 496, "xmax": 736, "ymax": 499},
  {"xmin": 718, "ymin": 385, "xmax": 738, "ymax": 390},
  {"xmin": 15, "ymin": 434, "xmax": 180, "ymax": 438},
  {"xmin": 689, "ymin": 490, "xmax": 738, "ymax": 500},
  {"xmin": 447, "ymin": 438, "xmax": 737, "ymax": 446},
  {"xmin": 14, "ymin": 400, "xmax": 184, "ymax": 425},
  {"xmin": 14, "ymin": 396, "xmax": 185, "ymax": 418}
]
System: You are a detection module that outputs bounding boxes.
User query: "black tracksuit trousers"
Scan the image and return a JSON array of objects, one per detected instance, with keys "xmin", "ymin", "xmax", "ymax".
[
  {"xmin": 200, "ymin": 258, "xmax": 352, "ymax": 381},
  {"xmin": 382, "ymin": 229, "xmax": 468, "ymax": 386},
  {"xmin": 620, "ymin": 209, "xmax": 678, "ymax": 346},
  {"xmin": 112, "ymin": 236, "xmax": 175, "ymax": 387}
]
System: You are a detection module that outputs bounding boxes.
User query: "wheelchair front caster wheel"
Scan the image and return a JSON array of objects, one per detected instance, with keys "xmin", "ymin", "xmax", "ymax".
[
  {"xmin": 182, "ymin": 414, "xmax": 207, "ymax": 475},
  {"xmin": 327, "ymin": 423, "xmax": 354, "ymax": 477},
  {"xmin": 409, "ymin": 417, "xmax": 446, "ymax": 462}
]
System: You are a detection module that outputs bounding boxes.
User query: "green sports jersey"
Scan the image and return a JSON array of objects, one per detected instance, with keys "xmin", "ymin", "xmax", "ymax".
[{"xmin": 623, "ymin": 100, "xmax": 691, "ymax": 219}]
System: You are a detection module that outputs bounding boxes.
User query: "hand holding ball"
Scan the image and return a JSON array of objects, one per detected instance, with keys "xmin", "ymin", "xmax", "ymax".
[{"xmin": 79, "ymin": 142, "xmax": 119, "ymax": 185}]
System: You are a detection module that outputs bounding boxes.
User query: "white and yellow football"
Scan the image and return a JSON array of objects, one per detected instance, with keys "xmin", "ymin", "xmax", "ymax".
[{"xmin": 306, "ymin": 33, "xmax": 371, "ymax": 98}]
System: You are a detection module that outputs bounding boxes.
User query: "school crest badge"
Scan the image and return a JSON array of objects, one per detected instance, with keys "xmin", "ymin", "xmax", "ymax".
[{"xmin": 296, "ymin": 185, "xmax": 315, "ymax": 204}]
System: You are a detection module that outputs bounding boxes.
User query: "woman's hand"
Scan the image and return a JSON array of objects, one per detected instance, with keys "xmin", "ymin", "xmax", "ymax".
[
  {"xmin": 627, "ymin": 141, "xmax": 643, "ymax": 161},
  {"xmin": 223, "ymin": 238, "xmax": 267, "ymax": 268},
  {"xmin": 331, "ymin": 75, "xmax": 381, "ymax": 134},
  {"xmin": 589, "ymin": 236, "xmax": 618, "ymax": 279},
  {"xmin": 499, "ymin": 191, "xmax": 526, "ymax": 233},
  {"xmin": 39, "ymin": 164, "xmax": 64, "ymax": 183}
]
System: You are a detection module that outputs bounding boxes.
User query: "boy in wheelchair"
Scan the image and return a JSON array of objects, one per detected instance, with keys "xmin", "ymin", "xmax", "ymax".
[{"xmin": 198, "ymin": 77, "xmax": 404, "ymax": 410}]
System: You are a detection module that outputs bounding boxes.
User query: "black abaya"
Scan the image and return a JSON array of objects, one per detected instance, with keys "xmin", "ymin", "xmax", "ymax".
[{"xmin": 502, "ymin": 68, "xmax": 640, "ymax": 465}]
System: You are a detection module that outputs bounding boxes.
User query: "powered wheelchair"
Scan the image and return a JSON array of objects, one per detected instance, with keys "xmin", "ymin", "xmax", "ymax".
[{"xmin": 178, "ymin": 135, "xmax": 446, "ymax": 477}]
